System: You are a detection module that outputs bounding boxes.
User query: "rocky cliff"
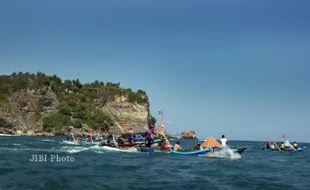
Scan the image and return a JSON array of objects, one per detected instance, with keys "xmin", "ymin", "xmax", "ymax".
[
  {"xmin": 0, "ymin": 72, "xmax": 154, "ymax": 136},
  {"xmin": 181, "ymin": 130, "xmax": 196, "ymax": 139}
]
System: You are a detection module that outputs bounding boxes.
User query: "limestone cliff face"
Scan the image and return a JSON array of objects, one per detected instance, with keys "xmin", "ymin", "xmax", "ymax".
[
  {"xmin": 101, "ymin": 101, "xmax": 150, "ymax": 134},
  {"xmin": 181, "ymin": 130, "xmax": 196, "ymax": 139},
  {"xmin": 0, "ymin": 89, "xmax": 59, "ymax": 135},
  {"xmin": 0, "ymin": 90, "xmax": 152, "ymax": 136},
  {"xmin": 0, "ymin": 72, "xmax": 153, "ymax": 136}
]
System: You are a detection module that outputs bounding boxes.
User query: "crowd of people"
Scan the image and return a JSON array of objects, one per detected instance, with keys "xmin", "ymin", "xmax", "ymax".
[
  {"xmin": 173, "ymin": 135, "xmax": 228, "ymax": 151},
  {"xmin": 264, "ymin": 141, "xmax": 298, "ymax": 150},
  {"xmin": 64, "ymin": 127, "xmax": 230, "ymax": 152}
]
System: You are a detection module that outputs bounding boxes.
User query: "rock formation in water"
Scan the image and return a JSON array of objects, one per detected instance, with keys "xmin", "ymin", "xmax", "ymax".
[
  {"xmin": 180, "ymin": 130, "xmax": 196, "ymax": 139},
  {"xmin": 0, "ymin": 72, "xmax": 156, "ymax": 136}
]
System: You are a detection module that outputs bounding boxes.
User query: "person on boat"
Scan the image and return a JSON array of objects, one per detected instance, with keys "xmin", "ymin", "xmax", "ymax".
[
  {"xmin": 145, "ymin": 126, "xmax": 155, "ymax": 147},
  {"xmin": 160, "ymin": 139, "xmax": 165, "ymax": 148},
  {"xmin": 118, "ymin": 135, "xmax": 125, "ymax": 144},
  {"xmin": 293, "ymin": 142, "xmax": 298, "ymax": 148},
  {"xmin": 220, "ymin": 135, "xmax": 228, "ymax": 147},
  {"xmin": 281, "ymin": 142, "xmax": 285, "ymax": 150},
  {"xmin": 128, "ymin": 135, "xmax": 133, "ymax": 144},
  {"xmin": 65, "ymin": 132, "xmax": 71, "ymax": 141},
  {"xmin": 71, "ymin": 132, "xmax": 77, "ymax": 142},
  {"xmin": 106, "ymin": 134, "xmax": 112, "ymax": 144},
  {"xmin": 174, "ymin": 142, "xmax": 181, "ymax": 151},
  {"xmin": 270, "ymin": 143, "xmax": 275, "ymax": 150},
  {"xmin": 266, "ymin": 143, "xmax": 270, "ymax": 149},
  {"xmin": 194, "ymin": 143, "xmax": 201, "ymax": 150}
]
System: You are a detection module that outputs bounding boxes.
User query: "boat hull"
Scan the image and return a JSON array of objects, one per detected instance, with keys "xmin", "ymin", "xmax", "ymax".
[
  {"xmin": 137, "ymin": 147, "xmax": 170, "ymax": 153},
  {"xmin": 232, "ymin": 147, "xmax": 247, "ymax": 155},
  {"xmin": 261, "ymin": 147, "xmax": 303, "ymax": 152},
  {"xmin": 101, "ymin": 143, "xmax": 139, "ymax": 148},
  {"xmin": 208, "ymin": 146, "xmax": 247, "ymax": 155},
  {"xmin": 170, "ymin": 148, "xmax": 211, "ymax": 155}
]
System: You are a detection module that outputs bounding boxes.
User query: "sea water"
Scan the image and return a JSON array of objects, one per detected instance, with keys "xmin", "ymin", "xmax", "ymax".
[{"xmin": 0, "ymin": 136, "xmax": 309, "ymax": 190}]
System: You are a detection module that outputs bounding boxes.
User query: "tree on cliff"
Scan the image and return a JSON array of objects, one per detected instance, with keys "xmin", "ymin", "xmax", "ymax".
[{"xmin": 0, "ymin": 72, "xmax": 150, "ymax": 135}]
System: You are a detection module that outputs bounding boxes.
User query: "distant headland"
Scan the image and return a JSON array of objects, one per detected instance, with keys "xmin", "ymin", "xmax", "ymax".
[{"xmin": 0, "ymin": 72, "xmax": 157, "ymax": 136}]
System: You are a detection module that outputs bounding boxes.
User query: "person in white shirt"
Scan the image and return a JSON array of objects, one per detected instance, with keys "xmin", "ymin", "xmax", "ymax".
[{"xmin": 220, "ymin": 135, "xmax": 228, "ymax": 146}]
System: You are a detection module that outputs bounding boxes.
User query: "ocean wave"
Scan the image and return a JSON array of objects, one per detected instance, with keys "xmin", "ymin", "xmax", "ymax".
[
  {"xmin": 12, "ymin": 143, "xmax": 24, "ymax": 147},
  {"xmin": 41, "ymin": 139, "xmax": 55, "ymax": 142},
  {"xmin": 94, "ymin": 146, "xmax": 139, "ymax": 153},
  {"xmin": 201, "ymin": 147, "xmax": 242, "ymax": 159},
  {"xmin": 59, "ymin": 146, "xmax": 90, "ymax": 153},
  {"xmin": 60, "ymin": 141, "xmax": 81, "ymax": 145},
  {"xmin": 0, "ymin": 147, "xmax": 52, "ymax": 152}
]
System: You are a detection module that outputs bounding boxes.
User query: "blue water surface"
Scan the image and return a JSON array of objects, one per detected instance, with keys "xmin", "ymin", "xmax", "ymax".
[{"xmin": 0, "ymin": 136, "xmax": 309, "ymax": 190}]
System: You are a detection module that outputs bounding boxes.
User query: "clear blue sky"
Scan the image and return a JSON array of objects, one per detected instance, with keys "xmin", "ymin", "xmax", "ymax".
[{"xmin": 1, "ymin": 0, "xmax": 310, "ymax": 142}]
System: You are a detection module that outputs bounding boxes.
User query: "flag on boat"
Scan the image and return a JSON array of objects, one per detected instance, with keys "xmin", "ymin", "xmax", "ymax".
[
  {"xmin": 155, "ymin": 122, "xmax": 165, "ymax": 133},
  {"xmin": 284, "ymin": 139, "xmax": 296, "ymax": 150},
  {"xmin": 201, "ymin": 136, "xmax": 221, "ymax": 148},
  {"xmin": 281, "ymin": 134, "xmax": 286, "ymax": 140},
  {"xmin": 158, "ymin": 109, "xmax": 163, "ymax": 115},
  {"xmin": 164, "ymin": 120, "xmax": 177, "ymax": 127},
  {"xmin": 127, "ymin": 127, "xmax": 133, "ymax": 133}
]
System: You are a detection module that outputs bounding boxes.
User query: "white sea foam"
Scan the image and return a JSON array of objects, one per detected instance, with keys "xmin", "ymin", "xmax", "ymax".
[
  {"xmin": 0, "ymin": 147, "xmax": 50, "ymax": 152},
  {"xmin": 97, "ymin": 146, "xmax": 139, "ymax": 153},
  {"xmin": 61, "ymin": 141, "xmax": 80, "ymax": 145},
  {"xmin": 12, "ymin": 143, "xmax": 24, "ymax": 147},
  {"xmin": 201, "ymin": 146, "xmax": 241, "ymax": 159},
  {"xmin": 0, "ymin": 134, "xmax": 17, "ymax": 136},
  {"xmin": 60, "ymin": 146, "xmax": 90, "ymax": 153},
  {"xmin": 41, "ymin": 139, "xmax": 55, "ymax": 142}
]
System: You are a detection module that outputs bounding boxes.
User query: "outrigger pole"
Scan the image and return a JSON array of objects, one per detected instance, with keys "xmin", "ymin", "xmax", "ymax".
[
  {"xmin": 157, "ymin": 108, "xmax": 172, "ymax": 147},
  {"xmin": 274, "ymin": 139, "xmax": 281, "ymax": 151},
  {"xmin": 267, "ymin": 137, "xmax": 281, "ymax": 151}
]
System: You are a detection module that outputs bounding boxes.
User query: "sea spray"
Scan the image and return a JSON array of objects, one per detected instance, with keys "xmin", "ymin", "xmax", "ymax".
[
  {"xmin": 41, "ymin": 139, "xmax": 55, "ymax": 142},
  {"xmin": 61, "ymin": 141, "xmax": 80, "ymax": 145},
  {"xmin": 98, "ymin": 146, "xmax": 139, "ymax": 153},
  {"xmin": 60, "ymin": 146, "xmax": 90, "ymax": 154},
  {"xmin": 202, "ymin": 146, "xmax": 241, "ymax": 159}
]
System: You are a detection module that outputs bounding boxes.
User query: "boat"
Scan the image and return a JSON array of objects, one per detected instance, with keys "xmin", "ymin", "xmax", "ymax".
[
  {"xmin": 232, "ymin": 147, "xmax": 247, "ymax": 154},
  {"xmin": 170, "ymin": 148, "xmax": 211, "ymax": 155},
  {"xmin": 136, "ymin": 146, "xmax": 171, "ymax": 153},
  {"xmin": 138, "ymin": 146, "xmax": 212, "ymax": 155},
  {"xmin": 261, "ymin": 147, "xmax": 304, "ymax": 152},
  {"xmin": 101, "ymin": 138, "xmax": 162, "ymax": 148},
  {"xmin": 201, "ymin": 136, "xmax": 247, "ymax": 155},
  {"xmin": 260, "ymin": 136, "xmax": 305, "ymax": 152},
  {"xmin": 101, "ymin": 143, "xmax": 139, "ymax": 148}
]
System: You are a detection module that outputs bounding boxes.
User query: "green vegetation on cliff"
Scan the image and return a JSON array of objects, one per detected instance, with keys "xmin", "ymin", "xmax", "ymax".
[{"xmin": 0, "ymin": 72, "xmax": 149, "ymax": 134}]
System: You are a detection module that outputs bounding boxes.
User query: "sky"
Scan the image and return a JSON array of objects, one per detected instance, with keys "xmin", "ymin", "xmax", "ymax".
[{"xmin": 1, "ymin": 0, "xmax": 310, "ymax": 142}]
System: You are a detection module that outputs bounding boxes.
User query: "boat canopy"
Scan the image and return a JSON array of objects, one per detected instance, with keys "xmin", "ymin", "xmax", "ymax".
[
  {"xmin": 201, "ymin": 136, "xmax": 221, "ymax": 148},
  {"xmin": 284, "ymin": 140, "xmax": 292, "ymax": 147}
]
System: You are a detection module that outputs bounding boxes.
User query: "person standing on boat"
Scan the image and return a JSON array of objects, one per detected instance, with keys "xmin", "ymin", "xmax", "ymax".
[
  {"xmin": 146, "ymin": 126, "xmax": 155, "ymax": 147},
  {"xmin": 65, "ymin": 131, "xmax": 71, "ymax": 141},
  {"xmin": 220, "ymin": 135, "xmax": 228, "ymax": 147},
  {"xmin": 280, "ymin": 142, "xmax": 285, "ymax": 150},
  {"xmin": 128, "ymin": 135, "xmax": 133, "ymax": 144}
]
